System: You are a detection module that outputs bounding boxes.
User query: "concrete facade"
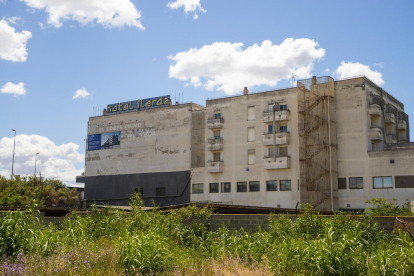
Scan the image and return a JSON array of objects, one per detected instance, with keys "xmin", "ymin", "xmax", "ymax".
[{"xmin": 81, "ymin": 76, "xmax": 414, "ymax": 212}]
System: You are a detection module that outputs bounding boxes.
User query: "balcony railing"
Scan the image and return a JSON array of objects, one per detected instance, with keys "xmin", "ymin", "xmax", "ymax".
[
  {"xmin": 262, "ymin": 110, "xmax": 289, "ymax": 123},
  {"xmin": 263, "ymin": 132, "xmax": 289, "ymax": 145},
  {"xmin": 368, "ymin": 104, "xmax": 382, "ymax": 117},
  {"xmin": 263, "ymin": 156, "xmax": 290, "ymax": 170},
  {"xmin": 398, "ymin": 120, "xmax": 407, "ymax": 130},
  {"xmin": 207, "ymin": 138, "xmax": 223, "ymax": 151},
  {"xmin": 207, "ymin": 160, "xmax": 223, "ymax": 173},
  {"xmin": 384, "ymin": 113, "xmax": 396, "ymax": 124},
  {"xmin": 369, "ymin": 127, "xmax": 383, "ymax": 141},
  {"xmin": 207, "ymin": 117, "xmax": 224, "ymax": 129},
  {"xmin": 386, "ymin": 134, "xmax": 397, "ymax": 144}
]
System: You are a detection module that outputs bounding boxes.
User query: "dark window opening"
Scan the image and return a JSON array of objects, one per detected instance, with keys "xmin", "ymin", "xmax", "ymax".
[
  {"xmin": 156, "ymin": 187, "xmax": 165, "ymax": 196},
  {"xmin": 209, "ymin": 183, "xmax": 219, "ymax": 193},
  {"xmin": 280, "ymin": 180, "xmax": 291, "ymax": 191},
  {"xmin": 266, "ymin": 180, "xmax": 278, "ymax": 191},
  {"xmin": 221, "ymin": 182, "xmax": 231, "ymax": 193},
  {"xmin": 249, "ymin": 181, "xmax": 260, "ymax": 192},
  {"xmin": 237, "ymin": 182, "xmax": 247, "ymax": 192}
]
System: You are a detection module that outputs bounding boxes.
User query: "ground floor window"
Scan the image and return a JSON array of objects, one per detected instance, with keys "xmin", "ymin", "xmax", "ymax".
[
  {"xmin": 249, "ymin": 181, "xmax": 260, "ymax": 192},
  {"xmin": 221, "ymin": 182, "xmax": 231, "ymax": 193},
  {"xmin": 266, "ymin": 180, "xmax": 278, "ymax": 191},
  {"xmin": 280, "ymin": 180, "xmax": 291, "ymax": 191},
  {"xmin": 338, "ymin": 178, "xmax": 347, "ymax": 190},
  {"xmin": 192, "ymin": 183, "xmax": 203, "ymax": 194},
  {"xmin": 237, "ymin": 182, "xmax": 247, "ymax": 192},
  {"xmin": 373, "ymin": 176, "xmax": 392, "ymax": 189},
  {"xmin": 349, "ymin": 177, "xmax": 363, "ymax": 189},
  {"xmin": 209, "ymin": 183, "xmax": 219, "ymax": 193}
]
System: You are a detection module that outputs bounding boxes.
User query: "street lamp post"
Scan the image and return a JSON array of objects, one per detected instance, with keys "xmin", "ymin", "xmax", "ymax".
[
  {"xmin": 11, "ymin": 129, "xmax": 16, "ymax": 179},
  {"xmin": 35, "ymin": 152, "xmax": 39, "ymax": 177}
]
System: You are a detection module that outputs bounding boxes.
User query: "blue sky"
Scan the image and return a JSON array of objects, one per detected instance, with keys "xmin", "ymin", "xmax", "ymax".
[{"xmin": 0, "ymin": 0, "xmax": 413, "ymax": 185}]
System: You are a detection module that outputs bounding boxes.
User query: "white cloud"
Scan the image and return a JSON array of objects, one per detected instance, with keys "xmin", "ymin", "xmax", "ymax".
[
  {"xmin": 0, "ymin": 134, "xmax": 84, "ymax": 184},
  {"xmin": 168, "ymin": 38, "xmax": 325, "ymax": 95},
  {"xmin": 167, "ymin": 0, "xmax": 206, "ymax": 20},
  {"xmin": 374, "ymin": 62, "xmax": 384, "ymax": 69},
  {"xmin": 335, "ymin": 61, "xmax": 384, "ymax": 86},
  {"xmin": 325, "ymin": 68, "xmax": 330, "ymax": 74},
  {"xmin": 19, "ymin": 0, "xmax": 145, "ymax": 29},
  {"xmin": 72, "ymin": 88, "xmax": 91, "ymax": 99},
  {"xmin": 0, "ymin": 19, "xmax": 32, "ymax": 62},
  {"xmin": 6, "ymin": 17, "xmax": 21, "ymax": 25},
  {"xmin": 1, "ymin": 82, "xmax": 26, "ymax": 96}
]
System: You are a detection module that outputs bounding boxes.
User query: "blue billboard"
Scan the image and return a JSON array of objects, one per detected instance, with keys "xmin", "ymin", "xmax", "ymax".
[
  {"xmin": 106, "ymin": 95, "xmax": 170, "ymax": 115},
  {"xmin": 88, "ymin": 131, "xmax": 121, "ymax": 151}
]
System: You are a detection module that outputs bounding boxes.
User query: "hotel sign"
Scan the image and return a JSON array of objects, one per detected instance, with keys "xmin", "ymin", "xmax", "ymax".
[{"xmin": 106, "ymin": 95, "xmax": 171, "ymax": 115}]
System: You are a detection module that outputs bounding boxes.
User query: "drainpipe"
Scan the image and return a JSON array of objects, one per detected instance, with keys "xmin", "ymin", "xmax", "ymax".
[{"xmin": 273, "ymin": 104, "xmax": 277, "ymax": 162}]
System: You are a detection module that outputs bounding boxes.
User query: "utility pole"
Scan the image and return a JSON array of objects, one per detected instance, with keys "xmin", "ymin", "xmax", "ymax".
[
  {"xmin": 34, "ymin": 152, "xmax": 40, "ymax": 175},
  {"xmin": 11, "ymin": 129, "xmax": 16, "ymax": 179}
]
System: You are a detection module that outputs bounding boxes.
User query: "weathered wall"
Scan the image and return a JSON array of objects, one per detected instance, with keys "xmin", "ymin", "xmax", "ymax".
[
  {"xmin": 84, "ymin": 103, "xmax": 203, "ymax": 207},
  {"xmin": 85, "ymin": 170, "xmax": 191, "ymax": 206},
  {"xmin": 335, "ymin": 78, "xmax": 414, "ymax": 210},
  {"xmin": 191, "ymin": 110, "xmax": 206, "ymax": 168},
  {"xmin": 191, "ymin": 88, "xmax": 300, "ymax": 208},
  {"xmin": 86, "ymin": 104, "xmax": 200, "ymax": 177}
]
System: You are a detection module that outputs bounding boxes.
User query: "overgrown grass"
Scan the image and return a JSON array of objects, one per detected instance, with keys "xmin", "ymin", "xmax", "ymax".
[{"xmin": 0, "ymin": 197, "xmax": 413, "ymax": 275}]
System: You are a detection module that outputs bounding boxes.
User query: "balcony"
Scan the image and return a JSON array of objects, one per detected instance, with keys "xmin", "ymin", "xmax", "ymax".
[
  {"xmin": 207, "ymin": 138, "xmax": 223, "ymax": 151},
  {"xmin": 263, "ymin": 156, "xmax": 290, "ymax": 170},
  {"xmin": 369, "ymin": 128, "xmax": 383, "ymax": 141},
  {"xmin": 207, "ymin": 117, "xmax": 224, "ymax": 129},
  {"xmin": 384, "ymin": 113, "xmax": 396, "ymax": 124},
  {"xmin": 263, "ymin": 110, "xmax": 289, "ymax": 123},
  {"xmin": 398, "ymin": 120, "xmax": 407, "ymax": 130},
  {"xmin": 207, "ymin": 160, "xmax": 223, "ymax": 173},
  {"xmin": 386, "ymin": 134, "xmax": 397, "ymax": 144},
  {"xmin": 263, "ymin": 132, "xmax": 289, "ymax": 145},
  {"xmin": 368, "ymin": 104, "xmax": 382, "ymax": 117}
]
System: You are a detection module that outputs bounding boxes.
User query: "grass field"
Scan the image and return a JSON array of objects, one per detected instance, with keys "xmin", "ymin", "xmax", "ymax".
[{"xmin": 0, "ymin": 196, "xmax": 413, "ymax": 275}]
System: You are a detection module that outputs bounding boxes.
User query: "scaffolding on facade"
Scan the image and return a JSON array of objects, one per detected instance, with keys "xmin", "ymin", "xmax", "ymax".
[{"xmin": 298, "ymin": 76, "xmax": 338, "ymax": 211}]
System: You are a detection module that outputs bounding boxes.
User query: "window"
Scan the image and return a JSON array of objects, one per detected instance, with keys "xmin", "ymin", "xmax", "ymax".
[
  {"xmin": 247, "ymin": 106, "xmax": 255, "ymax": 121},
  {"xmin": 338, "ymin": 178, "xmax": 347, "ymax": 190},
  {"xmin": 280, "ymin": 180, "xmax": 291, "ymax": 191},
  {"xmin": 349, "ymin": 177, "xmax": 363, "ymax": 189},
  {"xmin": 266, "ymin": 180, "xmax": 278, "ymax": 191},
  {"xmin": 221, "ymin": 182, "xmax": 231, "ymax": 193},
  {"xmin": 395, "ymin": 175, "xmax": 414, "ymax": 188},
  {"xmin": 248, "ymin": 151, "xmax": 255, "ymax": 165},
  {"xmin": 134, "ymin": 187, "xmax": 143, "ymax": 196},
  {"xmin": 373, "ymin": 176, "xmax": 393, "ymax": 189},
  {"xmin": 279, "ymin": 124, "xmax": 288, "ymax": 133},
  {"xmin": 156, "ymin": 187, "xmax": 165, "ymax": 196},
  {"xmin": 279, "ymin": 103, "xmax": 288, "ymax": 111},
  {"xmin": 248, "ymin": 127, "xmax": 255, "ymax": 142},
  {"xmin": 192, "ymin": 183, "xmax": 204, "ymax": 194},
  {"xmin": 213, "ymin": 152, "xmax": 221, "ymax": 161},
  {"xmin": 209, "ymin": 183, "xmax": 219, "ymax": 193},
  {"xmin": 214, "ymin": 113, "xmax": 221, "ymax": 119},
  {"xmin": 237, "ymin": 182, "xmax": 247, "ymax": 192},
  {"xmin": 268, "ymin": 124, "xmax": 274, "ymax": 134},
  {"xmin": 213, "ymin": 130, "xmax": 221, "ymax": 139},
  {"xmin": 249, "ymin": 181, "xmax": 260, "ymax": 192},
  {"xmin": 279, "ymin": 147, "xmax": 288, "ymax": 157}
]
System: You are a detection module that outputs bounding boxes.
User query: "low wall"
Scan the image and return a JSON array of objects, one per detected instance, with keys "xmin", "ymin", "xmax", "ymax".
[{"xmin": 200, "ymin": 214, "xmax": 414, "ymax": 234}]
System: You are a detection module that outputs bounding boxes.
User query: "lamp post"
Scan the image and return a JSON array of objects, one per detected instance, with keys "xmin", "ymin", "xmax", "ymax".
[
  {"xmin": 11, "ymin": 129, "xmax": 16, "ymax": 179},
  {"xmin": 34, "ymin": 152, "xmax": 40, "ymax": 176}
]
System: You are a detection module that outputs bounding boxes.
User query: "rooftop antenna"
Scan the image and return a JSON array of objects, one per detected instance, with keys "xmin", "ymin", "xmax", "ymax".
[{"xmin": 291, "ymin": 72, "xmax": 298, "ymax": 88}]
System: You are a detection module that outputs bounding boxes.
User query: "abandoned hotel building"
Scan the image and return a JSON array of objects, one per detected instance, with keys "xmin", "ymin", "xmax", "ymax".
[{"xmin": 77, "ymin": 76, "xmax": 414, "ymax": 212}]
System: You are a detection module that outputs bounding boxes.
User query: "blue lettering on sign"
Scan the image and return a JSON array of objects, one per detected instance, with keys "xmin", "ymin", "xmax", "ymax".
[
  {"xmin": 106, "ymin": 95, "xmax": 170, "ymax": 115},
  {"xmin": 88, "ymin": 134, "xmax": 101, "ymax": 151}
]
